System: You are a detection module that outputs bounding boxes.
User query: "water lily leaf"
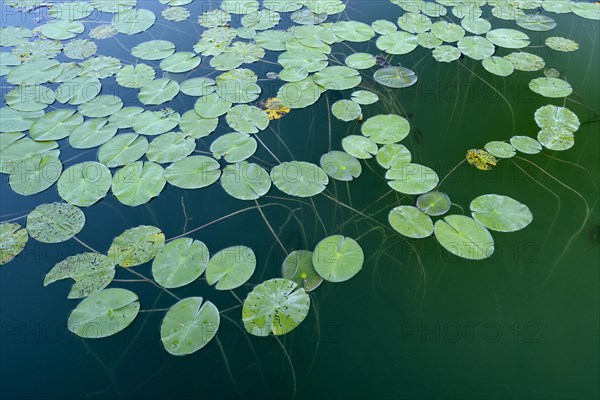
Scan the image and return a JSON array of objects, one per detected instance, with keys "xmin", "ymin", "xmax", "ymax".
[
  {"xmin": 529, "ymin": 77, "xmax": 572, "ymax": 98},
  {"xmin": 0, "ymin": 223, "xmax": 28, "ymax": 265},
  {"xmin": 434, "ymin": 215, "xmax": 494, "ymax": 260},
  {"xmin": 281, "ymin": 250, "xmax": 322, "ymax": 292},
  {"xmin": 133, "ymin": 109, "xmax": 181, "ymax": 136},
  {"xmin": 431, "ymin": 21, "xmax": 465, "ymax": 43},
  {"xmin": 226, "ymin": 105, "xmax": 269, "ymax": 134},
  {"xmin": 331, "ymin": 100, "xmax": 362, "ymax": 122},
  {"xmin": 194, "ymin": 93, "xmax": 232, "ymax": 118},
  {"xmin": 482, "ymin": 56, "xmax": 514, "ymax": 76},
  {"xmin": 220, "ymin": 162, "xmax": 271, "ymax": 200},
  {"xmin": 417, "ymin": 32, "xmax": 443, "ymax": 49},
  {"xmin": 92, "ymin": 0, "xmax": 137, "ymax": 13},
  {"xmin": 386, "ymin": 163, "xmax": 439, "ymax": 195},
  {"xmin": 0, "ymin": 26, "xmax": 32, "ymax": 47},
  {"xmin": 0, "ymin": 109, "xmax": 44, "ymax": 133},
  {"xmin": 537, "ymin": 127, "xmax": 574, "ymax": 151},
  {"xmin": 484, "ymin": 141, "xmax": 516, "ymax": 158},
  {"xmin": 534, "ymin": 105, "xmax": 579, "ymax": 132},
  {"xmin": 342, "ymin": 135, "xmax": 378, "ymax": 159},
  {"xmin": 78, "ymin": 95, "xmax": 123, "ymax": 118},
  {"xmin": 30, "ymin": 109, "xmax": 83, "ymax": 141},
  {"xmin": 89, "ymin": 25, "xmax": 118, "ymax": 40},
  {"xmin": 160, "ymin": 52, "xmax": 201, "ymax": 73},
  {"xmin": 68, "ymin": 288, "xmax": 140, "ymax": 338},
  {"xmin": 320, "ymin": 151, "xmax": 362, "ymax": 181},
  {"xmin": 416, "ymin": 191, "xmax": 451, "ymax": 216},
  {"xmin": 241, "ymin": 9, "xmax": 280, "ymax": 30},
  {"xmin": 372, "ymin": 19, "xmax": 397, "ymax": 35},
  {"xmin": 571, "ymin": 2, "xmax": 600, "ymax": 20},
  {"xmin": 374, "ymin": 66, "xmax": 418, "ymax": 88},
  {"xmin": 131, "ymin": 40, "xmax": 176, "ymax": 60},
  {"xmin": 545, "ymin": 36, "xmax": 579, "ymax": 52},
  {"xmin": 49, "ymin": 2, "xmax": 94, "ymax": 20},
  {"xmin": 376, "ymin": 32, "xmax": 418, "ymax": 55},
  {"xmin": 211, "ymin": 132, "xmax": 257, "ymax": 163},
  {"xmin": 162, "ymin": 6, "xmax": 190, "ymax": 21},
  {"xmin": 98, "ymin": 134, "xmax": 149, "ymax": 168},
  {"xmin": 206, "ymin": 246, "xmax": 256, "ymax": 290},
  {"xmin": 516, "ymin": 14, "xmax": 556, "ymax": 31},
  {"xmin": 9, "ymin": 153, "xmax": 62, "ymax": 195},
  {"xmin": 160, "ymin": 297, "xmax": 219, "ymax": 355},
  {"xmin": 542, "ymin": 0, "xmax": 572, "ymax": 13},
  {"xmin": 6, "ymin": 85, "xmax": 56, "ymax": 112},
  {"xmin": 44, "ymin": 253, "xmax": 115, "ymax": 299},
  {"xmin": 486, "ymin": 28, "xmax": 530, "ymax": 48},
  {"xmin": 152, "ymin": 238, "xmax": 209, "ymax": 289},
  {"xmin": 345, "ymin": 53, "xmax": 376, "ymax": 69},
  {"xmin": 112, "ymin": 9, "xmax": 156, "ymax": 35},
  {"xmin": 40, "ymin": 20, "xmax": 84, "ymax": 40},
  {"xmin": 165, "ymin": 156, "xmax": 221, "ymax": 189},
  {"xmin": 376, "ymin": 143, "xmax": 411, "ymax": 169},
  {"xmin": 254, "ymin": 30, "xmax": 292, "ymax": 51},
  {"xmin": 461, "ymin": 17, "xmax": 491, "ymax": 35},
  {"xmin": 69, "ymin": 118, "xmax": 118, "ymax": 149},
  {"xmin": 108, "ymin": 225, "xmax": 165, "ymax": 267},
  {"xmin": 271, "ymin": 161, "xmax": 329, "ymax": 197},
  {"xmin": 470, "ymin": 194, "xmax": 533, "ymax": 232},
  {"xmin": 332, "ymin": 21, "xmax": 374, "ymax": 42},
  {"xmin": 116, "ymin": 64, "xmax": 155, "ymax": 88},
  {"xmin": 180, "ymin": 77, "xmax": 216, "ymax": 97},
  {"xmin": 388, "ymin": 206, "xmax": 434, "ymax": 239},
  {"xmin": 312, "ymin": 235, "xmax": 364, "ymax": 282},
  {"xmin": 242, "ymin": 278, "xmax": 310, "ymax": 336},
  {"xmin": 26, "ymin": 202, "xmax": 85, "ymax": 244},
  {"xmin": 215, "ymin": 79, "xmax": 261, "ymax": 103},
  {"xmin": 198, "ymin": 9, "xmax": 232, "ymax": 27},
  {"xmin": 432, "ymin": 45, "xmax": 461, "ymax": 62},
  {"xmin": 313, "ymin": 66, "xmax": 361, "ymax": 91},
  {"xmin": 362, "ymin": 114, "xmax": 410, "ymax": 145},
  {"xmin": 457, "ymin": 36, "xmax": 495, "ymax": 60},
  {"xmin": 146, "ymin": 132, "xmax": 195, "ymax": 164},
  {"xmin": 7, "ymin": 59, "xmax": 63, "ymax": 85},
  {"xmin": 397, "ymin": 12, "xmax": 432, "ymax": 33},
  {"xmin": 290, "ymin": 9, "xmax": 327, "ymax": 25},
  {"xmin": 220, "ymin": 0, "xmax": 259, "ymax": 14},
  {"xmin": 139, "ymin": 78, "xmax": 180, "ymax": 105},
  {"xmin": 79, "ymin": 56, "xmax": 121, "ymax": 79},
  {"xmin": 56, "ymin": 76, "xmax": 101, "ymax": 105},
  {"xmin": 504, "ymin": 52, "xmax": 545, "ymax": 71},
  {"xmin": 0, "ymin": 137, "xmax": 57, "ymax": 173},
  {"xmin": 179, "ymin": 110, "xmax": 218, "ymax": 139},
  {"xmin": 510, "ymin": 136, "xmax": 542, "ymax": 154},
  {"xmin": 58, "ymin": 162, "xmax": 112, "ymax": 207},
  {"xmin": 351, "ymin": 90, "xmax": 379, "ymax": 105},
  {"xmin": 277, "ymin": 77, "xmax": 324, "ymax": 109},
  {"xmin": 109, "ymin": 107, "xmax": 144, "ymax": 129},
  {"xmin": 112, "ymin": 162, "xmax": 166, "ymax": 206}
]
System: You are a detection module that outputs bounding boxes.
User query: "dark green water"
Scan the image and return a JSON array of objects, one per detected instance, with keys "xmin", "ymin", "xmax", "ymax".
[{"xmin": 1, "ymin": 2, "xmax": 599, "ymax": 399}]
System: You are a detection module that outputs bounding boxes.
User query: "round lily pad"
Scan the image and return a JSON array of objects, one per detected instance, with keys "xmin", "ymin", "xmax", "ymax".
[
  {"xmin": 529, "ymin": 77, "xmax": 572, "ymax": 98},
  {"xmin": 386, "ymin": 163, "xmax": 439, "ymax": 195},
  {"xmin": 457, "ymin": 36, "xmax": 495, "ymax": 60},
  {"xmin": 225, "ymin": 105, "xmax": 269, "ymax": 134},
  {"xmin": 312, "ymin": 235, "xmax": 364, "ymax": 282},
  {"xmin": 434, "ymin": 215, "xmax": 495, "ymax": 260},
  {"xmin": 486, "ymin": 28, "xmax": 530, "ymax": 48},
  {"xmin": 388, "ymin": 206, "xmax": 434, "ymax": 239},
  {"xmin": 271, "ymin": 161, "xmax": 329, "ymax": 197},
  {"xmin": 374, "ymin": 66, "xmax": 418, "ymax": 88},
  {"xmin": 210, "ymin": 132, "xmax": 257, "ymax": 163},
  {"xmin": 416, "ymin": 191, "xmax": 451, "ymax": 216},
  {"xmin": 484, "ymin": 141, "xmax": 516, "ymax": 158},
  {"xmin": 206, "ymin": 246, "xmax": 256, "ymax": 290},
  {"xmin": 9, "ymin": 153, "xmax": 62, "ymax": 196},
  {"xmin": 432, "ymin": 45, "xmax": 461, "ymax": 63},
  {"xmin": 107, "ymin": 225, "xmax": 165, "ymax": 268},
  {"xmin": 376, "ymin": 32, "xmax": 418, "ymax": 55},
  {"xmin": 351, "ymin": 90, "xmax": 379, "ymax": 105},
  {"xmin": 220, "ymin": 162, "xmax": 271, "ymax": 200},
  {"xmin": 139, "ymin": 78, "xmax": 180, "ymax": 105},
  {"xmin": 0, "ymin": 223, "xmax": 28, "ymax": 265},
  {"xmin": 165, "ymin": 156, "xmax": 221, "ymax": 189},
  {"xmin": 331, "ymin": 100, "xmax": 362, "ymax": 122},
  {"xmin": 482, "ymin": 56, "xmax": 514, "ymax": 77},
  {"xmin": 98, "ymin": 134, "xmax": 149, "ymax": 168},
  {"xmin": 470, "ymin": 194, "xmax": 533, "ymax": 232},
  {"xmin": 320, "ymin": 151, "xmax": 362, "ymax": 182},
  {"xmin": 281, "ymin": 250, "xmax": 323, "ymax": 292},
  {"xmin": 545, "ymin": 36, "xmax": 579, "ymax": 52},
  {"xmin": 44, "ymin": 253, "xmax": 116, "ymax": 299},
  {"xmin": 510, "ymin": 136, "xmax": 542, "ymax": 154},
  {"xmin": 57, "ymin": 162, "xmax": 112, "ymax": 207},
  {"xmin": 152, "ymin": 238, "xmax": 209, "ymax": 289},
  {"xmin": 342, "ymin": 135, "xmax": 378, "ymax": 159},
  {"xmin": 27, "ymin": 202, "xmax": 85, "ymax": 244},
  {"xmin": 111, "ymin": 162, "xmax": 166, "ymax": 207},
  {"xmin": 362, "ymin": 114, "xmax": 410, "ymax": 144},
  {"xmin": 376, "ymin": 144, "xmax": 411, "ymax": 169},
  {"xmin": 68, "ymin": 288, "xmax": 140, "ymax": 338},
  {"xmin": 534, "ymin": 105, "xmax": 580, "ymax": 132},
  {"xmin": 146, "ymin": 132, "xmax": 195, "ymax": 164}
]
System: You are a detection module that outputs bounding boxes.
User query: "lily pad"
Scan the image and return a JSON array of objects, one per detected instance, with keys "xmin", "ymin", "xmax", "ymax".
[
  {"xmin": 342, "ymin": 135, "xmax": 379, "ymax": 159},
  {"xmin": 432, "ymin": 45, "xmax": 461, "ymax": 62},
  {"xmin": 68, "ymin": 288, "xmax": 140, "ymax": 338},
  {"xmin": 165, "ymin": 156, "xmax": 221, "ymax": 189},
  {"xmin": 312, "ymin": 235, "xmax": 364, "ymax": 282},
  {"xmin": 386, "ymin": 163, "xmax": 439, "ymax": 195},
  {"xmin": 69, "ymin": 118, "xmax": 118, "ymax": 149},
  {"xmin": 320, "ymin": 151, "xmax": 362, "ymax": 181},
  {"xmin": 351, "ymin": 90, "xmax": 379, "ymax": 105},
  {"xmin": 0, "ymin": 223, "xmax": 28, "ymax": 265},
  {"xmin": 194, "ymin": 93, "xmax": 232, "ymax": 118},
  {"xmin": 131, "ymin": 40, "xmax": 176, "ymax": 60},
  {"xmin": 112, "ymin": 9, "xmax": 156, "ymax": 35},
  {"xmin": 226, "ymin": 105, "xmax": 269, "ymax": 134},
  {"xmin": 44, "ymin": 253, "xmax": 116, "ymax": 299},
  {"xmin": 152, "ymin": 238, "xmax": 210, "ymax": 289},
  {"xmin": 133, "ymin": 109, "xmax": 181, "ymax": 136},
  {"xmin": 281, "ymin": 250, "xmax": 322, "ymax": 292},
  {"xmin": 510, "ymin": 136, "xmax": 542, "ymax": 155},
  {"xmin": 9, "ymin": 153, "xmax": 62, "ymax": 196},
  {"xmin": 57, "ymin": 162, "xmax": 112, "ymax": 207},
  {"xmin": 361, "ymin": 114, "xmax": 410, "ymax": 144},
  {"xmin": 457, "ymin": 36, "xmax": 495, "ymax": 60},
  {"xmin": 206, "ymin": 246, "xmax": 256, "ymax": 290},
  {"xmin": 146, "ymin": 132, "xmax": 195, "ymax": 164},
  {"xmin": 30, "ymin": 109, "xmax": 83, "ymax": 141},
  {"xmin": 376, "ymin": 144, "xmax": 411, "ymax": 169},
  {"xmin": 482, "ymin": 56, "xmax": 514, "ymax": 77},
  {"xmin": 220, "ymin": 162, "xmax": 271, "ymax": 200},
  {"xmin": 116, "ymin": 64, "xmax": 155, "ymax": 88},
  {"xmin": 179, "ymin": 110, "xmax": 218, "ymax": 139},
  {"xmin": 160, "ymin": 52, "xmax": 201, "ymax": 73},
  {"xmin": 271, "ymin": 161, "xmax": 329, "ymax": 197},
  {"xmin": 139, "ymin": 78, "xmax": 180, "ymax": 105},
  {"xmin": 486, "ymin": 28, "xmax": 530, "ymax": 48},
  {"xmin": 26, "ymin": 202, "xmax": 85, "ymax": 244},
  {"xmin": 416, "ymin": 191, "xmax": 452, "ymax": 216},
  {"xmin": 6, "ymin": 85, "xmax": 56, "ymax": 112},
  {"xmin": 98, "ymin": 134, "xmax": 149, "ymax": 168},
  {"xmin": 504, "ymin": 52, "xmax": 545, "ymax": 72},
  {"xmin": 374, "ymin": 66, "xmax": 418, "ymax": 88},
  {"xmin": 345, "ymin": 53, "xmax": 376, "ymax": 69},
  {"xmin": 210, "ymin": 133, "xmax": 257, "ymax": 163},
  {"xmin": 484, "ymin": 141, "xmax": 516, "ymax": 158},
  {"xmin": 388, "ymin": 206, "xmax": 434, "ymax": 239},
  {"xmin": 331, "ymin": 100, "xmax": 362, "ymax": 122},
  {"xmin": 537, "ymin": 127, "xmax": 574, "ymax": 151},
  {"xmin": 434, "ymin": 215, "xmax": 495, "ymax": 260},
  {"xmin": 78, "ymin": 95, "xmax": 123, "ymax": 118},
  {"xmin": 107, "ymin": 225, "xmax": 165, "ymax": 267},
  {"xmin": 313, "ymin": 66, "xmax": 361, "ymax": 91},
  {"xmin": 111, "ymin": 162, "xmax": 166, "ymax": 206},
  {"xmin": 376, "ymin": 32, "xmax": 418, "ymax": 55},
  {"xmin": 545, "ymin": 36, "xmax": 579, "ymax": 52},
  {"xmin": 470, "ymin": 194, "xmax": 533, "ymax": 232},
  {"xmin": 529, "ymin": 77, "xmax": 572, "ymax": 98},
  {"xmin": 534, "ymin": 105, "xmax": 580, "ymax": 132},
  {"xmin": 516, "ymin": 14, "xmax": 556, "ymax": 31}
]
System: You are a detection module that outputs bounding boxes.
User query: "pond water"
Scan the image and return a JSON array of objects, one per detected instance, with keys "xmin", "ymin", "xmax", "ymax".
[{"xmin": 1, "ymin": 1, "xmax": 599, "ymax": 399}]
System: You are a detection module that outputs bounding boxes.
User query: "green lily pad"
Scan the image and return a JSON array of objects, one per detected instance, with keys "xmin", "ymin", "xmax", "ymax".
[
  {"xmin": 180, "ymin": 77, "xmax": 216, "ymax": 97},
  {"xmin": 457, "ymin": 36, "xmax": 495, "ymax": 60},
  {"xmin": 162, "ymin": 6, "xmax": 190, "ymax": 21},
  {"xmin": 312, "ymin": 235, "xmax": 364, "ymax": 282},
  {"xmin": 431, "ymin": 21, "xmax": 465, "ymax": 43},
  {"xmin": 139, "ymin": 78, "xmax": 180, "ymax": 105},
  {"xmin": 484, "ymin": 141, "xmax": 516, "ymax": 158},
  {"xmin": 545, "ymin": 36, "xmax": 579, "ymax": 52},
  {"xmin": 78, "ymin": 95, "xmax": 123, "ymax": 118},
  {"xmin": 332, "ymin": 21, "xmax": 374, "ymax": 42},
  {"xmin": 220, "ymin": 162, "xmax": 271, "ymax": 200},
  {"xmin": 537, "ymin": 127, "xmax": 574, "ymax": 151},
  {"xmin": 152, "ymin": 238, "xmax": 209, "ymax": 289},
  {"xmin": 55, "ymin": 76, "xmax": 102, "ymax": 105},
  {"xmin": 242, "ymin": 278, "xmax": 310, "ymax": 336},
  {"xmin": 57, "ymin": 162, "xmax": 112, "ymax": 207},
  {"xmin": 504, "ymin": 52, "xmax": 545, "ymax": 72},
  {"xmin": 331, "ymin": 100, "xmax": 362, "ymax": 122},
  {"xmin": 374, "ymin": 66, "xmax": 418, "ymax": 88},
  {"xmin": 397, "ymin": 12, "xmax": 432, "ymax": 33},
  {"xmin": 277, "ymin": 77, "xmax": 324, "ymax": 109},
  {"xmin": 160, "ymin": 297, "xmax": 219, "ymax": 355},
  {"xmin": 470, "ymin": 194, "xmax": 533, "ymax": 232},
  {"xmin": 206, "ymin": 246, "xmax": 256, "ymax": 290},
  {"xmin": 111, "ymin": 162, "xmax": 166, "ymax": 206},
  {"xmin": 434, "ymin": 215, "xmax": 495, "ymax": 260},
  {"xmin": 281, "ymin": 250, "xmax": 322, "ymax": 292},
  {"xmin": 146, "ymin": 132, "xmax": 195, "ymax": 164},
  {"xmin": 388, "ymin": 206, "xmax": 434, "ymax": 239},
  {"xmin": 194, "ymin": 93, "xmax": 232, "ymax": 118},
  {"xmin": 165, "ymin": 156, "xmax": 221, "ymax": 189},
  {"xmin": 342, "ymin": 135, "xmax": 379, "ymax": 159},
  {"xmin": 372, "ymin": 19, "xmax": 397, "ymax": 35},
  {"xmin": 68, "ymin": 118, "xmax": 118, "ymax": 149},
  {"xmin": 63, "ymin": 39, "xmax": 97, "ymax": 59},
  {"xmin": 345, "ymin": 53, "xmax": 376, "ymax": 69},
  {"xmin": 314, "ymin": 66, "xmax": 361, "ymax": 90},
  {"xmin": 0, "ymin": 223, "xmax": 28, "ymax": 265},
  {"xmin": 386, "ymin": 163, "xmax": 439, "ymax": 195},
  {"xmin": 112, "ymin": 9, "xmax": 156, "ymax": 35},
  {"xmin": 68, "ymin": 288, "xmax": 140, "ymax": 338},
  {"xmin": 0, "ymin": 109, "xmax": 45, "ymax": 133},
  {"xmin": 351, "ymin": 90, "xmax": 379, "ymax": 105},
  {"xmin": 516, "ymin": 14, "xmax": 556, "ymax": 31},
  {"xmin": 6, "ymin": 85, "xmax": 56, "ymax": 112},
  {"xmin": 486, "ymin": 28, "xmax": 530, "ymax": 48},
  {"xmin": 131, "ymin": 40, "xmax": 176, "ymax": 60},
  {"xmin": 271, "ymin": 161, "xmax": 329, "ymax": 197},
  {"xmin": 133, "ymin": 109, "xmax": 181, "ymax": 136},
  {"xmin": 529, "ymin": 77, "xmax": 572, "ymax": 98},
  {"xmin": 461, "ymin": 18, "xmax": 491, "ymax": 35},
  {"xmin": 179, "ymin": 110, "xmax": 218, "ymax": 139},
  {"xmin": 9, "ymin": 153, "xmax": 62, "ymax": 196},
  {"xmin": 40, "ymin": 20, "xmax": 84, "ymax": 40},
  {"xmin": 108, "ymin": 107, "xmax": 144, "ymax": 129},
  {"xmin": 116, "ymin": 64, "xmax": 155, "ymax": 88},
  {"xmin": 376, "ymin": 32, "xmax": 418, "ymax": 55},
  {"xmin": 160, "ymin": 52, "xmax": 201, "ymax": 73},
  {"xmin": 416, "ymin": 191, "xmax": 452, "ymax": 216},
  {"xmin": 226, "ymin": 105, "xmax": 269, "ymax": 134},
  {"xmin": 44, "ymin": 253, "xmax": 116, "ymax": 299},
  {"xmin": 361, "ymin": 114, "xmax": 410, "ymax": 144},
  {"xmin": 432, "ymin": 45, "xmax": 462, "ymax": 62},
  {"xmin": 26, "ymin": 202, "xmax": 85, "ymax": 244},
  {"xmin": 211, "ymin": 132, "xmax": 257, "ymax": 163},
  {"xmin": 30, "ymin": 109, "xmax": 83, "ymax": 141},
  {"xmin": 376, "ymin": 144, "xmax": 411, "ymax": 170},
  {"xmin": 571, "ymin": 2, "xmax": 600, "ymax": 20},
  {"xmin": 534, "ymin": 105, "xmax": 579, "ymax": 132},
  {"xmin": 320, "ymin": 151, "xmax": 362, "ymax": 181},
  {"xmin": 98, "ymin": 134, "xmax": 149, "ymax": 168},
  {"xmin": 482, "ymin": 56, "xmax": 514, "ymax": 77},
  {"xmin": 107, "ymin": 225, "xmax": 165, "ymax": 267},
  {"xmin": 510, "ymin": 136, "xmax": 542, "ymax": 154}
]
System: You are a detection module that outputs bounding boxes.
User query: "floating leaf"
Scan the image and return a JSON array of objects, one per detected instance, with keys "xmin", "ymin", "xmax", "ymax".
[
  {"xmin": 179, "ymin": 110, "xmax": 218, "ymax": 139},
  {"xmin": 98, "ymin": 134, "xmax": 149, "ymax": 168},
  {"xmin": 180, "ymin": 77, "xmax": 216, "ymax": 97},
  {"xmin": 226, "ymin": 105, "xmax": 269, "ymax": 134},
  {"xmin": 44, "ymin": 253, "xmax": 116, "ymax": 299},
  {"xmin": 6, "ymin": 85, "xmax": 56, "ymax": 112},
  {"xmin": 0, "ymin": 223, "xmax": 28, "ymax": 266},
  {"xmin": 78, "ymin": 95, "xmax": 123, "ymax": 118},
  {"xmin": 529, "ymin": 77, "xmax": 572, "ymax": 98},
  {"xmin": 504, "ymin": 52, "xmax": 545, "ymax": 72},
  {"xmin": 434, "ymin": 215, "xmax": 495, "ymax": 260},
  {"xmin": 388, "ymin": 206, "xmax": 434, "ymax": 239},
  {"xmin": 89, "ymin": 25, "xmax": 118, "ymax": 40},
  {"xmin": 312, "ymin": 235, "xmax": 364, "ymax": 282},
  {"xmin": 277, "ymin": 77, "xmax": 324, "ymax": 109},
  {"xmin": 431, "ymin": 21, "xmax": 465, "ymax": 43},
  {"xmin": 116, "ymin": 64, "xmax": 155, "ymax": 88},
  {"xmin": 376, "ymin": 32, "xmax": 418, "ymax": 55},
  {"xmin": 109, "ymin": 107, "xmax": 144, "ymax": 129},
  {"xmin": 482, "ymin": 56, "xmax": 514, "ymax": 77},
  {"xmin": 342, "ymin": 135, "xmax": 378, "ymax": 159},
  {"xmin": 386, "ymin": 163, "xmax": 439, "ymax": 195},
  {"xmin": 457, "ymin": 36, "xmax": 495, "ymax": 60},
  {"xmin": 68, "ymin": 288, "xmax": 140, "ymax": 338},
  {"xmin": 470, "ymin": 194, "xmax": 533, "ymax": 233},
  {"xmin": 345, "ymin": 53, "xmax": 376, "ymax": 69},
  {"xmin": 0, "ymin": 109, "xmax": 45, "ymax": 133},
  {"xmin": 165, "ymin": 156, "xmax": 221, "ymax": 189},
  {"xmin": 56, "ymin": 76, "xmax": 101, "ymax": 105},
  {"xmin": 112, "ymin": 162, "xmax": 166, "ymax": 206},
  {"xmin": 534, "ymin": 105, "xmax": 579, "ymax": 133},
  {"xmin": 40, "ymin": 20, "xmax": 84, "ymax": 40},
  {"xmin": 69, "ymin": 118, "xmax": 118, "ymax": 149},
  {"xmin": 271, "ymin": 161, "xmax": 329, "ymax": 197},
  {"xmin": 486, "ymin": 28, "xmax": 530, "ymax": 48},
  {"xmin": 194, "ymin": 93, "xmax": 232, "ymax": 118},
  {"xmin": 152, "ymin": 238, "xmax": 209, "ymax": 289},
  {"xmin": 376, "ymin": 144, "xmax": 411, "ymax": 169},
  {"xmin": 351, "ymin": 90, "xmax": 379, "ymax": 105},
  {"xmin": 416, "ymin": 191, "xmax": 451, "ymax": 216},
  {"xmin": 108, "ymin": 225, "xmax": 165, "ymax": 267},
  {"xmin": 331, "ymin": 100, "xmax": 362, "ymax": 122},
  {"xmin": 220, "ymin": 162, "xmax": 271, "ymax": 200},
  {"xmin": 160, "ymin": 52, "xmax": 201, "ymax": 73},
  {"xmin": 146, "ymin": 132, "xmax": 195, "ymax": 164},
  {"xmin": 258, "ymin": 97, "xmax": 291, "ymax": 120},
  {"xmin": 484, "ymin": 141, "xmax": 516, "ymax": 158},
  {"xmin": 9, "ymin": 153, "xmax": 62, "ymax": 196},
  {"xmin": 373, "ymin": 66, "xmax": 418, "ymax": 88},
  {"xmin": 314, "ymin": 66, "xmax": 361, "ymax": 90},
  {"xmin": 320, "ymin": 151, "xmax": 362, "ymax": 181},
  {"xmin": 206, "ymin": 246, "xmax": 256, "ymax": 290},
  {"xmin": 242, "ymin": 278, "xmax": 310, "ymax": 336},
  {"xmin": 139, "ymin": 78, "xmax": 180, "ymax": 105},
  {"xmin": 131, "ymin": 40, "xmax": 176, "ymax": 60},
  {"xmin": 466, "ymin": 149, "xmax": 497, "ymax": 171},
  {"xmin": 57, "ymin": 162, "xmax": 112, "ymax": 207},
  {"xmin": 160, "ymin": 297, "xmax": 219, "ymax": 355},
  {"xmin": 510, "ymin": 136, "xmax": 542, "ymax": 154},
  {"xmin": 162, "ymin": 6, "xmax": 190, "ymax": 21},
  {"xmin": 112, "ymin": 9, "xmax": 156, "ymax": 35},
  {"xmin": 538, "ymin": 127, "xmax": 574, "ymax": 151},
  {"xmin": 397, "ymin": 12, "xmax": 432, "ymax": 33},
  {"xmin": 545, "ymin": 36, "xmax": 579, "ymax": 52},
  {"xmin": 361, "ymin": 114, "xmax": 410, "ymax": 144},
  {"xmin": 281, "ymin": 250, "xmax": 322, "ymax": 292},
  {"xmin": 29, "ymin": 109, "xmax": 83, "ymax": 141},
  {"xmin": 461, "ymin": 18, "xmax": 491, "ymax": 35},
  {"xmin": 432, "ymin": 45, "xmax": 461, "ymax": 62},
  {"xmin": 26, "ymin": 202, "xmax": 85, "ymax": 244},
  {"xmin": 516, "ymin": 14, "xmax": 556, "ymax": 31},
  {"xmin": 133, "ymin": 109, "xmax": 181, "ymax": 136},
  {"xmin": 571, "ymin": 2, "xmax": 600, "ymax": 20}
]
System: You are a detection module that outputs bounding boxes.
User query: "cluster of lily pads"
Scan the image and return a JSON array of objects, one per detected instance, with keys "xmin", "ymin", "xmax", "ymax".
[{"xmin": 1, "ymin": 0, "xmax": 598, "ymax": 354}]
